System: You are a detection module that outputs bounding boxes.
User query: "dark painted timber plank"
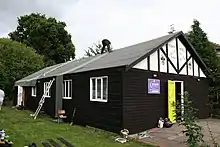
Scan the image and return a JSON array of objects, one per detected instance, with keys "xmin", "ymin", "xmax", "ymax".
[
  {"xmin": 47, "ymin": 139, "xmax": 61, "ymax": 147},
  {"xmin": 42, "ymin": 142, "xmax": 52, "ymax": 147},
  {"xmin": 57, "ymin": 137, "xmax": 74, "ymax": 147}
]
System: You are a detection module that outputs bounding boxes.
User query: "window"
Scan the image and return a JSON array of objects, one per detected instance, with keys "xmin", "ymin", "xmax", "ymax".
[
  {"xmin": 44, "ymin": 82, "xmax": 51, "ymax": 97},
  {"xmin": 31, "ymin": 86, "xmax": 36, "ymax": 97},
  {"xmin": 63, "ymin": 80, "xmax": 72, "ymax": 99},
  {"xmin": 90, "ymin": 76, "xmax": 108, "ymax": 102}
]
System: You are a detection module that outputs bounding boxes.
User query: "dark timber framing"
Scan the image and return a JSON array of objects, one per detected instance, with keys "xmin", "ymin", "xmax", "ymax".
[
  {"xmin": 138, "ymin": 36, "xmax": 207, "ymax": 77},
  {"xmin": 166, "ymin": 44, "xmax": 169, "ymax": 73},
  {"xmin": 179, "ymin": 56, "xmax": 192, "ymax": 74},
  {"xmin": 157, "ymin": 49, "xmax": 160, "ymax": 72},
  {"xmin": 160, "ymin": 48, "xmax": 178, "ymax": 73},
  {"xmin": 126, "ymin": 31, "xmax": 210, "ymax": 76},
  {"xmin": 147, "ymin": 56, "xmax": 150, "ymax": 70},
  {"xmin": 125, "ymin": 32, "xmax": 183, "ymax": 70},
  {"xmin": 186, "ymin": 48, "xmax": 188, "ymax": 75},
  {"xmin": 192, "ymin": 59, "xmax": 195, "ymax": 76}
]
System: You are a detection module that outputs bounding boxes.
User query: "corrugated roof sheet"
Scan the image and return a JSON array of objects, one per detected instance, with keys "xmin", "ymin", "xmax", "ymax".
[
  {"xmin": 15, "ymin": 32, "xmax": 180, "ymax": 86},
  {"xmin": 14, "ymin": 63, "xmax": 63, "ymax": 86},
  {"xmin": 73, "ymin": 33, "xmax": 177, "ymax": 73},
  {"xmin": 42, "ymin": 55, "xmax": 99, "ymax": 78}
]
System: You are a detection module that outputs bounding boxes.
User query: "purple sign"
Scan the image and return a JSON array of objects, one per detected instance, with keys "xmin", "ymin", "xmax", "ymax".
[{"xmin": 148, "ymin": 79, "xmax": 160, "ymax": 94}]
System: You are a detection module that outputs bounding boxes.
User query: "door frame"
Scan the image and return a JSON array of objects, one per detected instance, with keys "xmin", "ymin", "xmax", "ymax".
[
  {"xmin": 173, "ymin": 80, "xmax": 184, "ymax": 120},
  {"xmin": 17, "ymin": 85, "xmax": 23, "ymax": 106}
]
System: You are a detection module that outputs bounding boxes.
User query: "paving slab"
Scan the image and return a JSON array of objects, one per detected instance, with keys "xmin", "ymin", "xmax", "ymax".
[{"xmin": 129, "ymin": 119, "xmax": 220, "ymax": 147}]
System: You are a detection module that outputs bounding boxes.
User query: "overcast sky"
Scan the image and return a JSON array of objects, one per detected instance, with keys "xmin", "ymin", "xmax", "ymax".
[{"xmin": 0, "ymin": 0, "xmax": 219, "ymax": 58}]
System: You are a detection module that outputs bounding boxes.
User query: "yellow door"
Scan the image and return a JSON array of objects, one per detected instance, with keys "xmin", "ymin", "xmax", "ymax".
[{"xmin": 168, "ymin": 80, "xmax": 176, "ymax": 123}]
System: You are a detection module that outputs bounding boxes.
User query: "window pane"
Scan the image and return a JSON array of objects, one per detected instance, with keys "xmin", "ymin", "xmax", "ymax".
[
  {"xmin": 34, "ymin": 87, "xmax": 36, "ymax": 95},
  {"xmin": 97, "ymin": 79, "xmax": 101, "ymax": 99},
  {"xmin": 92, "ymin": 79, "xmax": 96, "ymax": 99},
  {"xmin": 70, "ymin": 81, "xmax": 72, "ymax": 97},
  {"xmin": 47, "ymin": 82, "xmax": 50, "ymax": 96},
  {"xmin": 103, "ymin": 78, "xmax": 108, "ymax": 100},
  {"xmin": 63, "ymin": 82, "xmax": 65, "ymax": 97},
  {"xmin": 65, "ymin": 81, "xmax": 68, "ymax": 97},
  {"xmin": 46, "ymin": 83, "xmax": 48, "ymax": 96},
  {"xmin": 44, "ymin": 83, "xmax": 46, "ymax": 95}
]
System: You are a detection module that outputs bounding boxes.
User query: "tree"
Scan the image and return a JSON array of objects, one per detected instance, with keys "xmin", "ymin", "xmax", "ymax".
[
  {"xmin": 0, "ymin": 38, "xmax": 44, "ymax": 99},
  {"xmin": 9, "ymin": 13, "xmax": 75, "ymax": 66},
  {"xmin": 175, "ymin": 91, "xmax": 204, "ymax": 147},
  {"xmin": 187, "ymin": 20, "xmax": 220, "ymax": 73},
  {"xmin": 85, "ymin": 40, "xmax": 112, "ymax": 57},
  {"xmin": 187, "ymin": 19, "xmax": 220, "ymax": 116}
]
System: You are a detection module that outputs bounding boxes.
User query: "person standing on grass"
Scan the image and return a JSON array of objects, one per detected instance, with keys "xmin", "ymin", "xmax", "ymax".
[{"xmin": 0, "ymin": 89, "xmax": 5, "ymax": 111}]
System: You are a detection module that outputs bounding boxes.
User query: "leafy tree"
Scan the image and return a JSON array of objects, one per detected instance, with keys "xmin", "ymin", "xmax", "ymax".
[
  {"xmin": 187, "ymin": 19, "xmax": 220, "ymax": 116},
  {"xmin": 85, "ymin": 41, "xmax": 112, "ymax": 57},
  {"xmin": 9, "ymin": 13, "xmax": 75, "ymax": 66},
  {"xmin": 0, "ymin": 38, "xmax": 44, "ymax": 99},
  {"xmin": 175, "ymin": 91, "xmax": 204, "ymax": 147}
]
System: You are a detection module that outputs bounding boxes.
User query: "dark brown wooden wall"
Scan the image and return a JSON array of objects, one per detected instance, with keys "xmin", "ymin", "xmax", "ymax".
[
  {"xmin": 123, "ymin": 68, "xmax": 209, "ymax": 134},
  {"xmin": 63, "ymin": 67, "xmax": 123, "ymax": 133},
  {"xmin": 24, "ymin": 78, "xmax": 57, "ymax": 117},
  {"xmin": 37, "ymin": 77, "xmax": 57, "ymax": 117},
  {"xmin": 62, "ymin": 99, "xmax": 73, "ymax": 122},
  {"xmin": 13, "ymin": 86, "xmax": 18, "ymax": 106},
  {"xmin": 25, "ymin": 87, "xmax": 37, "ymax": 111},
  {"xmin": 62, "ymin": 75, "xmax": 74, "ymax": 122}
]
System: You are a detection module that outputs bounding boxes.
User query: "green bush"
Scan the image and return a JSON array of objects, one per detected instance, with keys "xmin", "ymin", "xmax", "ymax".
[
  {"xmin": 0, "ymin": 38, "xmax": 44, "ymax": 99},
  {"xmin": 175, "ymin": 91, "xmax": 204, "ymax": 147}
]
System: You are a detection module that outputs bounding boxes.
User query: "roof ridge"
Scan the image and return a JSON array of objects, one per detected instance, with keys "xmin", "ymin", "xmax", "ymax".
[
  {"xmin": 126, "ymin": 31, "xmax": 183, "ymax": 70},
  {"xmin": 113, "ymin": 31, "xmax": 181, "ymax": 52}
]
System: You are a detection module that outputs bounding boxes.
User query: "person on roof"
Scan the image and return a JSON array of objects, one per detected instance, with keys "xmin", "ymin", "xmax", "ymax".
[{"xmin": 0, "ymin": 89, "xmax": 5, "ymax": 111}]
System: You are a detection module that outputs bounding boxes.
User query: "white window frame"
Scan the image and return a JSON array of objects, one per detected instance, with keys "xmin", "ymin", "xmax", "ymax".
[
  {"xmin": 44, "ymin": 82, "xmax": 51, "ymax": 98},
  {"xmin": 31, "ymin": 86, "xmax": 36, "ymax": 97},
  {"xmin": 90, "ymin": 76, "xmax": 108, "ymax": 102},
  {"xmin": 63, "ymin": 80, "xmax": 72, "ymax": 99}
]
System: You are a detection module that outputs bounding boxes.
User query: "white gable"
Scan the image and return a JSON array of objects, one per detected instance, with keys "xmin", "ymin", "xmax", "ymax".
[
  {"xmin": 133, "ymin": 57, "xmax": 148, "ymax": 70},
  {"xmin": 160, "ymin": 46, "xmax": 167, "ymax": 73},
  {"xmin": 200, "ymin": 68, "xmax": 206, "ymax": 77},
  {"xmin": 168, "ymin": 39, "xmax": 177, "ymax": 70},
  {"xmin": 149, "ymin": 51, "xmax": 158, "ymax": 71},
  {"xmin": 132, "ymin": 37, "xmax": 207, "ymax": 78},
  {"xmin": 177, "ymin": 39, "xmax": 187, "ymax": 69},
  {"xmin": 188, "ymin": 58, "xmax": 193, "ymax": 76}
]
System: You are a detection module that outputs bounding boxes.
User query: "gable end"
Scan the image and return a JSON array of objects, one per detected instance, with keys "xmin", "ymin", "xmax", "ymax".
[{"xmin": 132, "ymin": 32, "xmax": 209, "ymax": 78}]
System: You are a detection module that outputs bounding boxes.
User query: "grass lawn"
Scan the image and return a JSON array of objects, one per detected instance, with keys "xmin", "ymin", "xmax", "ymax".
[{"xmin": 0, "ymin": 106, "xmax": 152, "ymax": 147}]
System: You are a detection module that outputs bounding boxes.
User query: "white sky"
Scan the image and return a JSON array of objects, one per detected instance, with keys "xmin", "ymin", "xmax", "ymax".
[{"xmin": 0, "ymin": 0, "xmax": 220, "ymax": 58}]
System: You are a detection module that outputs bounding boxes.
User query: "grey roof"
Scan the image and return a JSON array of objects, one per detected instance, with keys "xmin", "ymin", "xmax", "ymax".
[
  {"xmin": 16, "ymin": 31, "xmax": 209, "ymax": 86},
  {"xmin": 39, "ymin": 32, "xmax": 178, "ymax": 78},
  {"xmin": 42, "ymin": 55, "xmax": 100, "ymax": 78},
  {"xmin": 14, "ymin": 63, "xmax": 63, "ymax": 86},
  {"xmin": 73, "ymin": 32, "xmax": 178, "ymax": 73}
]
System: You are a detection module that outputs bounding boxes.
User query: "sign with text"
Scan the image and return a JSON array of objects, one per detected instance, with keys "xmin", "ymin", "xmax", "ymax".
[{"xmin": 148, "ymin": 79, "xmax": 160, "ymax": 94}]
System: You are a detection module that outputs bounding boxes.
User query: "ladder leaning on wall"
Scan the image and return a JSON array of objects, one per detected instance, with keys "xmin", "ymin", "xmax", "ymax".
[{"xmin": 30, "ymin": 78, "xmax": 55, "ymax": 119}]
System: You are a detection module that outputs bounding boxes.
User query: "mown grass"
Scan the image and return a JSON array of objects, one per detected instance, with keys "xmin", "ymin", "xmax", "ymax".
[{"xmin": 0, "ymin": 106, "xmax": 152, "ymax": 147}]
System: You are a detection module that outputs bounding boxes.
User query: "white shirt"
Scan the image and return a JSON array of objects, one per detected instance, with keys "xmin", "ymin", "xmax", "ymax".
[{"xmin": 0, "ymin": 89, "xmax": 5, "ymax": 102}]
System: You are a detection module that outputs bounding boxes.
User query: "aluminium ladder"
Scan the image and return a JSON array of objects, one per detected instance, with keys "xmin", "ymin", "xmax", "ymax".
[{"xmin": 31, "ymin": 78, "xmax": 55, "ymax": 119}]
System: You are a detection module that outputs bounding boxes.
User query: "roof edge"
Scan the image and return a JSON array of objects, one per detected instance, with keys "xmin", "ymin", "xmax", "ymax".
[
  {"xmin": 180, "ymin": 32, "xmax": 212, "ymax": 78},
  {"xmin": 125, "ymin": 31, "xmax": 182, "ymax": 71}
]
